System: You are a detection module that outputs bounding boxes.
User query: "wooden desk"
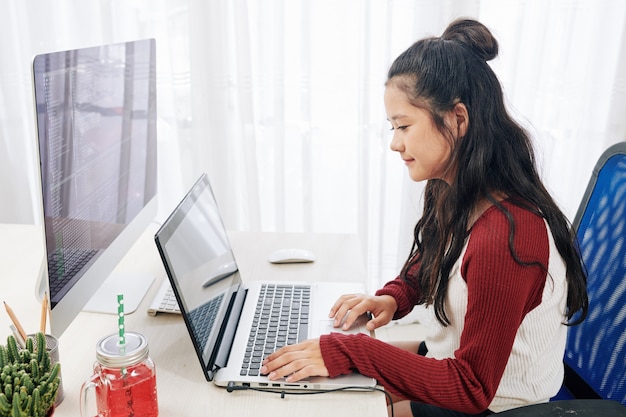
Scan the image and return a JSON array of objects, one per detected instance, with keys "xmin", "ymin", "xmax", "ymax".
[{"xmin": 0, "ymin": 223, "xmax": 386, "ymax": 417}]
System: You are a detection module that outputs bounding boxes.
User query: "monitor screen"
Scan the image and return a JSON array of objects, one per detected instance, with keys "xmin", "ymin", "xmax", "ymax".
[{"xmin": 33, "ymin": 39, "xmax": 157, "ymax": 336}]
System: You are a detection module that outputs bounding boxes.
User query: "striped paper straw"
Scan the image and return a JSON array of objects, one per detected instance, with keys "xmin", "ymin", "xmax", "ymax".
[
  {"xmin": 117, "ymin": 293, "xmax": 126, "ymax": 347},
  {"xmin": 117, "ymin": 293, "xmax": 127, "ymax": 376}
]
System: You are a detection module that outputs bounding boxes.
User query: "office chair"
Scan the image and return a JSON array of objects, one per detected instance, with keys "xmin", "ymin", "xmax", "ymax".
[{"xmin": 498, "ymin": 142, "xmax": 626, "ymax": 415}]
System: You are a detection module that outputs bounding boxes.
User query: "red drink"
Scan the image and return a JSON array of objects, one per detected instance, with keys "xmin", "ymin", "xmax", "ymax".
[
  {"xmin": 95, "ymin": 362, "xmax": 158, "ymax": 417},
  {"xmin": 81, "ymin": 333, "xmax": 159, "ymax": 417}
]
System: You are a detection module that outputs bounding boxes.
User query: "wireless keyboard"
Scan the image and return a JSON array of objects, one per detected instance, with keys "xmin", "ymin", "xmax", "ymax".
[{"xmin": 147, "ymin": 280, "xmax": 181, "ymax": 316}]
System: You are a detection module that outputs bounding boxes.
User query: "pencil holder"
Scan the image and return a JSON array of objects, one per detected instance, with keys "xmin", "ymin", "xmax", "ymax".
[{"xmin": 27, "ymin": 333, "xmax": 65, "ymax": 407}]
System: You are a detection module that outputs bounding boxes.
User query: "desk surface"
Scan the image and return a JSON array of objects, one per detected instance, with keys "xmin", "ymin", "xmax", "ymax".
[{"xmin": 0, "ymin": 223, "xmax": 386, "ymax": 417}]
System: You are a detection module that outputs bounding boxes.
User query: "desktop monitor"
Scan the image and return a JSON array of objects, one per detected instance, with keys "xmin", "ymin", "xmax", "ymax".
[{"xmin": 32, "ymin": 39, "xmax": 158, "ymax": 337}]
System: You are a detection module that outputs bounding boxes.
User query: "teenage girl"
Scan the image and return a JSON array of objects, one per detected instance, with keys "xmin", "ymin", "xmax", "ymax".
[{"xmin": 261, "ymin": 18, "xmax": 588, "ymax": 417}]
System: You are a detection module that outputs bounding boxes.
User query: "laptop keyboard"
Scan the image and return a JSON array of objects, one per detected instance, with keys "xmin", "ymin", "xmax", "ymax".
[
  {"xmin": 241, "ymin": 284, "xmax": 311, "ymax": 376},
  {"xmin": 188, "ymin": 293, "xmax": 225, "ymax": 354}
]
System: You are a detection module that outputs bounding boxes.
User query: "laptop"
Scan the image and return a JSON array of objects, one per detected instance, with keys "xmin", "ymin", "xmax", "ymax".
[{"xmin": 154, "ymin": 173, "xmax": 377, "ymax": 390}]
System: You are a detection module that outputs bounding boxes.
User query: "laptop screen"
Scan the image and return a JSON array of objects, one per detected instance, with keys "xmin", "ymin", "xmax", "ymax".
[{"xmin": 155, "ymin": 173, "xmax": 242, "ymax": 377}]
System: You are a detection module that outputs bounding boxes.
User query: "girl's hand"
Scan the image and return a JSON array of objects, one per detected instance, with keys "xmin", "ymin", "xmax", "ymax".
[
  {"xmin": 330, "ymin": 294, "xmax": 397, "ymax": 331},
  {"xmin": 261, "ymin": 339, "xmax": 327, "ymax": 382}
]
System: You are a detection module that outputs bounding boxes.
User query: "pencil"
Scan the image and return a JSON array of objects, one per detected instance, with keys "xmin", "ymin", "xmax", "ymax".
[
  {"xmin": 3, "ymin": 301, "xmax": 28, "ymax": 341},
  {"xmin": 9, "ymin": 324, "xmax": 25, "ymax": 348},
  {"xmin": 40, "ymin": 292, "xmax": 48, "ymax": 333}
]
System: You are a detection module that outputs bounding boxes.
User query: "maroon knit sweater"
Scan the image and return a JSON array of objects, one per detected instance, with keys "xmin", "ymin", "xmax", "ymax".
[{"xmin": 319, "ymin": 202, "xmax": 551, "ymax": 413}]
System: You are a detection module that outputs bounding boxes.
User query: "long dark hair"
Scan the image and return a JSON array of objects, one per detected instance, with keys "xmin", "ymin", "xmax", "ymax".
[{"xmin": 390, "ymin": 19, "xmax": 588, "ymax": 326}]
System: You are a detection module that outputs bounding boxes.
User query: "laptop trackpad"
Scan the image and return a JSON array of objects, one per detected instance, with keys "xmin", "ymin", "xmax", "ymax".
[{"xmin": 319, "ymin": 319, "xmax": 367, "ymax": 335}]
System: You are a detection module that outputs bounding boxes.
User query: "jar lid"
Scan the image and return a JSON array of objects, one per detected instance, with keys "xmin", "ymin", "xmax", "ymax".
[{"xmin": 95, "ymin": 332, "xmax": 149, "ymax": 368}]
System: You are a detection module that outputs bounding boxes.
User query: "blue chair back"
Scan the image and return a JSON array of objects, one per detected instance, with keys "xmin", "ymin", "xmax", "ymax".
[{"xmin": 563, "ymin": 142, "xmax": 626, "ymax": 404}]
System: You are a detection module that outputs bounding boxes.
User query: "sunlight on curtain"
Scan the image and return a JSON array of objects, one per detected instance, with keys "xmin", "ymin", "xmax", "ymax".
[
  {"xmin": 481, "ymin": 0, "xmax": 626, "ymax": 220},
  {"xmin": 182, "ymin": 0, "xmax": 485, "ymax": 291},
  {"xmin": 1, "ymin": 0, "xmax": 625, "ymax": 293}
]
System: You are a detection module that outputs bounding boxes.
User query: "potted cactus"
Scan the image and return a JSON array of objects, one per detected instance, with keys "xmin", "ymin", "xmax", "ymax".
[{"xmin": 0, "ymin": 332, "xmax": 60, "ymax": 417}]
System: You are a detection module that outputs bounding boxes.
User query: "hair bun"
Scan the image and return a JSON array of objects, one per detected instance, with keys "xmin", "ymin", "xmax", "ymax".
[{"xmin": 442, "ymin": 18, "xmax": 498, "ymax": 61}]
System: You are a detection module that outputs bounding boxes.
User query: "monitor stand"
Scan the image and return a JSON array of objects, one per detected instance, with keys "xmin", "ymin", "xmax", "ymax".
[{"xmin": 83, "ymin": 271, "xmax": 155, "ymax": 314}]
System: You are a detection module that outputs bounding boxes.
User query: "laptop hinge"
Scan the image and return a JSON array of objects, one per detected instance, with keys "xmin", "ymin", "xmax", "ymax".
[{"xmin": 212, "ymin": 287, "xmax": 247, "ymax": 372}]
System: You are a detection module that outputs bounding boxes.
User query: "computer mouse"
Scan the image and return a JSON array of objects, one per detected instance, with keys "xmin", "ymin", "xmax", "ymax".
[{"xmin": 268, "ymin": 248, "xmax": 316, "ymax": 264}]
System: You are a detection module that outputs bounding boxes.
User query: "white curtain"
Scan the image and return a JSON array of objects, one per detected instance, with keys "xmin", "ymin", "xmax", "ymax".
[{"xmin": 1, "ymin": 0, "xmax": 625, "ymax": 292}]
